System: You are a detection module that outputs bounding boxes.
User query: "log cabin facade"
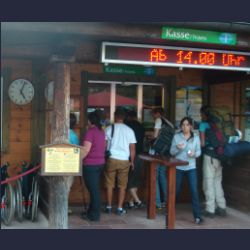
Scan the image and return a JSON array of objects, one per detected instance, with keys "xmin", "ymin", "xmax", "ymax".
[{"xmin": 1, "ymin": 22, "xmax": 250, "ymax": 228}]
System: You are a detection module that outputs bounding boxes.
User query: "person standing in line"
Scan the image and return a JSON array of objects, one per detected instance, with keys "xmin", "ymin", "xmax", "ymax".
[
  {"xmin": 199, "ymin": 106, "xmax": 227, "ymax": 218},
  {"xmin": 151, "ymin": 107, "xmax": 174, "ymax": 209},
  {"xmin": 68, "ymin": 113, "xmax": 80, "ymax": 214},
  {"xmin": 70, "ymin": 113, "xmax": 80, "ymax": 146},
  {"xmin": 170, "ymin": 117, "xmax": 203, "ymax": 225},
  {"xmin": 124, "ymin": 110, "xmax": 145, "ymax": 209},
  {"xmin": 81, "ymin": 111, "xmax": 106, "ymax": 221},
  {"xmin": 104, "ymin": 108, "xmax": 137, "ymax": 215}
]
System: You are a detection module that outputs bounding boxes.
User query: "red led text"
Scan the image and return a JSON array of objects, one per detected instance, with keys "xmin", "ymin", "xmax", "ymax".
[
  {"xmin": 222, "ymin": 54, "xmax": 245, "ymax": 67},
  {"xmin": 150, "ymin": 49, "xmax": 167, "ymax": 62}
]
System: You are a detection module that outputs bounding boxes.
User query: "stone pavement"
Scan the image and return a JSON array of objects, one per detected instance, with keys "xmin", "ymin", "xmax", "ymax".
[{"xmin": 1, "ymin": 203, "xmax": 250, "ymax": 229}]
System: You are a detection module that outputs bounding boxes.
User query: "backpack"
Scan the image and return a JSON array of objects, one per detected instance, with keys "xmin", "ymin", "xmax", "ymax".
[
  {"xmin": 204, "ymin": 122, "xmax": 227, "ymax": 161},
  {"xmin": 207, "ymin": 106, "xmax": 235, "ymax": 142},
  {"xmin": 152, "ymin": 118, "xmax": 175, "ymax": 156},
  {"xmin": 204, "ymin": 106, "xmax": 249, "ymax": 163}
]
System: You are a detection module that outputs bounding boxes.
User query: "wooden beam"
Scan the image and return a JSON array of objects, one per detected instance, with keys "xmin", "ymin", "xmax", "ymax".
[{"xmin": 48, "ymin": 62, "xmax": 72, "ymax": 229}]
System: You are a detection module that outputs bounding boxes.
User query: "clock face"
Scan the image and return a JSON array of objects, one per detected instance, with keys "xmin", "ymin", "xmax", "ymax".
[
  {"xmin": 8, "ymin": 79, "xmax": 34, "ymax": 105},
  {"xmin": 45, "ymin": 81, "xmax": 54, "ymax": 105}
]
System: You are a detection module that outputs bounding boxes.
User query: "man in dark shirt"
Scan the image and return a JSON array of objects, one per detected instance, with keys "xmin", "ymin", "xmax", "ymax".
[{"xmin": 125, "ymin": 110, "xmax": 145, "ymax": 208}]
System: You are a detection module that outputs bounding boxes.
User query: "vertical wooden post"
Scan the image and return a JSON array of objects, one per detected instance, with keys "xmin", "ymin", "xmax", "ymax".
[
  {"xmin": 48, "ymin": 62, "xmax": 72, "ymax": 229},
  {"xmin": 166, "ymin": 166, "xmax": 176, "ymax": 229},
  {"xmin": 147, "ymin": 162, "xmax": 157, "ymax": 219}
]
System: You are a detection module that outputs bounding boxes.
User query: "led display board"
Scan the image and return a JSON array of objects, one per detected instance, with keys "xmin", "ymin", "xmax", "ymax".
[{"xmin": 101, "ymin": 42, "xmax": 250, "ymax": 72}]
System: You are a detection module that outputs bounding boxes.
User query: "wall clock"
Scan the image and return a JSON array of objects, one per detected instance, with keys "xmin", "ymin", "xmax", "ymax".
[
  {"xmin": 8, "ymin": 79, "xmax": 34, "ymax": 105},
  {"xmin": 45, "ymin": 81, "xmax": 54, "ymax": 105}
]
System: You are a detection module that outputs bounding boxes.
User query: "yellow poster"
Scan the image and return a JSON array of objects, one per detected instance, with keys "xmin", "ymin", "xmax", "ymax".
[{"xmin": 45, "ymin": 147, "xmax": 80, "ymax": 173}]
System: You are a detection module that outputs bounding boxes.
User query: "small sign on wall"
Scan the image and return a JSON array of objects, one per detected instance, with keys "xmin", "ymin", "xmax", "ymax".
[{"xmin": 40, "ymin": 143, "xmax": 83, "ymax": 176}]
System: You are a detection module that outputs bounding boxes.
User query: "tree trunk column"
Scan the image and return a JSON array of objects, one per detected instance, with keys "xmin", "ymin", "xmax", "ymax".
[{"xmin": 48, "ymin": 63, "xmax": 72, "ymax": 229}]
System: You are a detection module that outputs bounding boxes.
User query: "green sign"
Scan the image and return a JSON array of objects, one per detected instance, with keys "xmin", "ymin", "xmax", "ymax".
[
  {"xmin": 104, "ymin": 65, "xmax": 155, "ymax": 75},
  {"xmin": 162, "ymin": 27, "xmax": 237, "ymax": 45}
]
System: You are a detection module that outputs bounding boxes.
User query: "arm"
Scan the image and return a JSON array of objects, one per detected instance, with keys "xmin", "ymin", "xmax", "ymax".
[
  {"xmin": 195, "ymin": 136, "xmax": 201, "ymax": 158},
  {"xmin": 81, "ymin": 141, "xmax": 92, "ymax": 159},
  {"xmin": 129, "ymin": 143, "xmax": 136, "ymax": 170},
  {"xmin": 153, "ymin": 128, "xmax": 160, "ymax": 138},
  {"xmin": 153, "ymin": 118, "xmax": 161, "ymax": 138},
  {"xmin": 170, "ymin": 134, "xmax": 186, "ymax": 156},
  {"xmin": 200, "ymin": 131, "xmax": 206, "ymax": 147}
]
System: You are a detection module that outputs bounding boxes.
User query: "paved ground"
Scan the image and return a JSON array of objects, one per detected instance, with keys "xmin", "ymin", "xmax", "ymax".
[{"xmin": 2, "ymin": 203, "xmax": 250, "ymax": 229}]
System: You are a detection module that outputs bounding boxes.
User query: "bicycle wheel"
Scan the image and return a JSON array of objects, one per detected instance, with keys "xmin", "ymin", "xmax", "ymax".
[
  {"xmin": 1, "ymin": 183, "xmax": 16, "ymax": 226},
  {"xmin": 31, "ymin": 178, "xmax": 39, "ymax": 222},
  {"xmin": 15, "ymin": 179, "xmax": 23, "ymax": 222}
]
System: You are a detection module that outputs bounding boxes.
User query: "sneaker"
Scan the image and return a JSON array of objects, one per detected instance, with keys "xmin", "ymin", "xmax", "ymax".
[
  {"xmin": 161, "ymin": 202, "xmax": 166, "ymax": 208},
  {"xmin": 156, "ymin": 204, "xmax": 162, "ymax": 210},
  {"xmin": 215, "ymin": 207, "xmax": 227, "ymax": 217},
  {"xmin": 116, "ymin": 208, "xmax": 127, "ymax": 215},
  {"xmin": 195, "ymin": 217, "xmax": 204, "ymax": 225},
  {"xmin": 81, "ymin": 213, "xmax": 100, "ymax": 222},
  {"xmin": 202, "ymin": 210, "xmax": 215, "ymax": 218},
  {"xmin": 104, "ymin": 206, "xmax": 112, "ymax": 214},
  {"xmin": 134, "ymin": 201, "xmax": 144, "ymax": 208}
]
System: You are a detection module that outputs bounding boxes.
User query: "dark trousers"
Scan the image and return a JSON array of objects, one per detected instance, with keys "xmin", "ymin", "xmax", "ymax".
[
  {"xmin": 82, "ymin": 165, "xmax": 104, "ymax": 220},
  {"xmin": 176, "ymin": 168, "xmax": 201, "ymax": 219}
]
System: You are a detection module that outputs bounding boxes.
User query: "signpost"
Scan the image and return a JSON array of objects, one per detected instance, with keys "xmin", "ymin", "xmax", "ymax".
[
  {"xmin": 40, "ymin": 143, "xmax": 83, "ymax": 176},
  {"xmin": 162, "ymin": 27, "xmax": 237, "ymax": 45},
  {"xmin": 101, "ymin": 42, "xmax": 250, "ymax": 72}
]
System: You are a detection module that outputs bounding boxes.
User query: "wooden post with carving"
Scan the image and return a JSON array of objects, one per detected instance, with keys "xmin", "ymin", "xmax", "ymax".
[{"xmin": 48, "ymin": 62, "xmax": 72, "ymax": 229}]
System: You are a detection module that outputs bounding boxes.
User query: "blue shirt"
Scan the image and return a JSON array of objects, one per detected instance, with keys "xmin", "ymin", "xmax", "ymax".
[
  {"xmin": 69, "ymin": 129, "xmax": 79, "ymax": 145},
  {"xmin": 199, "ymin": 121, "xmax": 210, "ymax": 133},
  {"xmin": 170, "ymin": 132, "xmax": 201, "ymax": 171},
  {"xmin": 199, "ymin": 122, "xmax": 210, "ymax": 146}
]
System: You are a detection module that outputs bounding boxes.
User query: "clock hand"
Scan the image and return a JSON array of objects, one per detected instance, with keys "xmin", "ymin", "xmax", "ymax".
[
  {"xmin": 20, "ymin": 91, "xmax": 27, "ymax": 101},
  {"xmin": 20, "ymin": 81, "xmax": 26, "ymax": 95}
]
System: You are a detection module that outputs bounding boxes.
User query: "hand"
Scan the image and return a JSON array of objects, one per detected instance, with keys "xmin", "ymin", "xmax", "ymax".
[
  {"xmin": 177, "ymin": 143, "xmax": 185, "ymax": 150},
  {"xmin": 130, "ymin": 162, "xmax": 134, "ymax": 171},
  {"xmin": 187, "ymin": 150, "xmax": 195, "ymax": 158}
]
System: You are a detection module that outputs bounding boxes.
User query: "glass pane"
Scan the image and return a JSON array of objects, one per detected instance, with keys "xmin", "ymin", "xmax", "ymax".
[
  {"xmin": 88, "ymin": 83, "xmax": 111, "ymax": 127},
  {"xmin": 143, "ymin": 85, "xmax": 162, "ymax": 107},
  {"xmin": 116, "ymin": 84, "xmax": 137, "ymax": 113},
  {"xmin": 142, "ymin": 85, "xmax": 163, "ymax": 129}
]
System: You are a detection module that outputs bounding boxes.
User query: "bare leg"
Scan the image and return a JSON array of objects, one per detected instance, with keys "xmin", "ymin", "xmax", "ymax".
[
  {"xmin": 129, "ymin": 187, "xmax": 140, "ymax": 203},
  {"xmin": 118, "ymin": 187, "xmax": 126, "ymax": 208},
  {"xmin": 107, "ymin": 187, "xmax": 113, "ymax": 206}
]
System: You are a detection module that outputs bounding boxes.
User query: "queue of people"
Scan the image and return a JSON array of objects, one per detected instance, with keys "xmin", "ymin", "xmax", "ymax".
[{"xmin": 69, "ymin": 105, "xmax": 228, "ymax": 225}]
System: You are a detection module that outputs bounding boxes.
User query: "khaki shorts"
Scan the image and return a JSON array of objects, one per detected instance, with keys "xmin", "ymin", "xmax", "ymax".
[{"xmin": 104, "ymin": 158, "xmax": 130, "ymax": 189}]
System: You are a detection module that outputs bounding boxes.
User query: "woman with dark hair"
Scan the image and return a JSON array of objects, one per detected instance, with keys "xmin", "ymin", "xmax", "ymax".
[
  {"xmin": 81, "ymin": 111, "xmax": 106, "ymax": 221},
  {"xmin": 170, "ymin": 117, "xmax": 203, "ymax": 225}
]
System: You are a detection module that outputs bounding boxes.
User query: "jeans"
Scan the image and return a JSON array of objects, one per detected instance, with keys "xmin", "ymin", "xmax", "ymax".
[
  {"xmin": 176, "ymin": 168, "xmax": 201, "ymax": 219},
  {"xmin": 156, "ymin": 165, "xmax": 167, "ymax": 207},
  {"xmin": 82, "ymin": 165, "xmax": 104, "ymax": 220}
]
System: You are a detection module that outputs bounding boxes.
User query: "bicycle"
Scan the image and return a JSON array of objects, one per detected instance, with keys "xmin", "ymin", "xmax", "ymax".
[
  {"xmin": 1, "ymin": 163, "xmax": 16, "ymax": 226},
  {"xmin": 14, "ymin": 161, "xmax": 27, "ymax": 222},
  {"xmin": 20, "ymin": 163, "xmax": 40, "ymax": 222}
]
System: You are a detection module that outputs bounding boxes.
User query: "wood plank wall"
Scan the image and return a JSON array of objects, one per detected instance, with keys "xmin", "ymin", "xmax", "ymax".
[{"xmin": 1, "ymin": 59, "xmax": 32, "ymax": 176}]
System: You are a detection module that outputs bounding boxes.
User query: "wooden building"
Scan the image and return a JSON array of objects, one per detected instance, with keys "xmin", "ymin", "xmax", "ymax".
[{"xmin": 1, "ymin": 22, "xmax": 250, "ymax": 228}]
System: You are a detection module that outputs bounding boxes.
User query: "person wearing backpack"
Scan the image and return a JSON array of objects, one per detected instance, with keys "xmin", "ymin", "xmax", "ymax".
[
  {"xmin": 199, "ymin": 105, "xmax": 227, "ymax": 218},
  {"xmin": 170, "ymin": 117, "xmax": 203, "ymax": 225},
  {"xmin": 151, "ymin": 107, "xmax": 174, "ymax": 209}
]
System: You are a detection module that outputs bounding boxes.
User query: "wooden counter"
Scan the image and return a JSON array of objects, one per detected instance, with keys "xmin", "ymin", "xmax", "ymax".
[{"xmin": 139, "ymin": 154, "xmax": 188, "ymax": 229}]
